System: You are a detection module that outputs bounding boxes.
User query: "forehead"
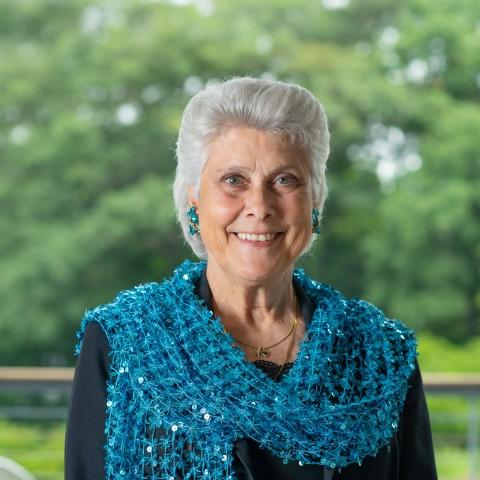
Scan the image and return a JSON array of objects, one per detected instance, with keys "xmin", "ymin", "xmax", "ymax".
[{"xmin": 204, "ymin": 127, "xmax": 309, "ymax": 173}]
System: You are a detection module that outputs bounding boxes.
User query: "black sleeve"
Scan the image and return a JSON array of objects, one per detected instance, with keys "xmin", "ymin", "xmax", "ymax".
[
  {"xmin": 65, "ymin": 321, "xmax": 112, "ymax": 479},
  {"xmin": 398, "ymin": 357, "xmax": 438, "ymax": 480}
]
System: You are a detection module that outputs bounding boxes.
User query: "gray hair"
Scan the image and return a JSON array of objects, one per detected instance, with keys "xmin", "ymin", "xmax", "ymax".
[{"xmin": 173, "ymin": 75, "xmax": 330, "ymax": 260}]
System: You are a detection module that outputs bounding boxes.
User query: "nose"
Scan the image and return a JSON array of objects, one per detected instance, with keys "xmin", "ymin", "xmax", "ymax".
[{"xmin": 245, "ymin": 183, "xmax": 276, "ymax": 221}]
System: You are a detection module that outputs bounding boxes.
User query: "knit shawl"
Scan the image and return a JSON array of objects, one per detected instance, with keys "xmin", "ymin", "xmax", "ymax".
[{"xmin": 75, "ymin": 259, "xmax": 417, "ymax": 479}]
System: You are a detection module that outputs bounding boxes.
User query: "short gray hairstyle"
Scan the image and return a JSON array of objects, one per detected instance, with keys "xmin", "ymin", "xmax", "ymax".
[{"xmin": 173, "ymin": 75, "xmax": 330, "ymax": 260}]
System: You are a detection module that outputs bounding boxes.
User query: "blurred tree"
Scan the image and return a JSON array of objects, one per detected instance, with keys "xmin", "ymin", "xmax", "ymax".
[
  {"xmin": 357, "ymin": 0, "xmax": 480, "ymax": 340},
  {"xmin": 0, "ymin": 0, "xmax": 477, "ymax": 364}
]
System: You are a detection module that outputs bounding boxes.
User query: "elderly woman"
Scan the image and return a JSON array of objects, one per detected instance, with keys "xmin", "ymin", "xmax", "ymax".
[{"xmin": 65, "ymin": 76, "xmax": 437, "ymax": 479}]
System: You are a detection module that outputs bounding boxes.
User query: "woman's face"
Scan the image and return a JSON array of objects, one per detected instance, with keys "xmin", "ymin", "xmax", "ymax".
[{"xmin": 189, "ymin": 126, "xmax": 313, "ymax": 283}]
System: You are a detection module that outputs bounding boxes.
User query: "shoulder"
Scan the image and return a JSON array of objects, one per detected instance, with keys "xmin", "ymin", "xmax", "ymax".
[
  {"xmin": 74, "ymin": 281, "xmax": 163, "ymax": 357},
  {"xmin": 73, "ymin": 259, "xmax": 206, "ymax": 357},
  {"xmin": 301, "ymin": 267, "xmax": 415, "ymax": 334},
  {"xmin": 294, "ymin": 266, "xmax": 418, "ymax": 360},
  {"xmin": 347, "ymin": 295, "xmax": 417, "ymax": 346},
  {"xmin": 75, "ymin": 321, "xmax": 112, "ymax": 378}
]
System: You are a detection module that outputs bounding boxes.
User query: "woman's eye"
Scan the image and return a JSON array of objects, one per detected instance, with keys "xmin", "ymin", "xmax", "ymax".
[
  {"xmin": 275, "ymin": 176, "xmax": 296, "ymax": 185},
  {"xmin": 224, "ymin": 175, "xmax": 244, "ymax": 186}
]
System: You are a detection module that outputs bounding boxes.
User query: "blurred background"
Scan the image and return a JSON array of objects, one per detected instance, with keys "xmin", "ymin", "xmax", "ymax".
[{"xmin": 0, "ymin": 0, "xmax": 479, "ymax": 478}]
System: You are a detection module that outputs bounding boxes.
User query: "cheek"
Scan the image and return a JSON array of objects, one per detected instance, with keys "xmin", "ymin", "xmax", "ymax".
[
  {"xmin": 199, "ymin": 192, "xmax": 241, "ymax": 236},
  {"xmin": 288, "ymin": 217, "xmax": 311, "ymax": 242},
  {"xmin": 284, "ymin": 193, "xmax": 311, "ymax": 225},
  {"xmin": 282, "ymin": 196, "xmax": 312, "ymax": 248},
  {"xmin": 286, "ymin": 220, "xmax": 312, "ymax": 259}
]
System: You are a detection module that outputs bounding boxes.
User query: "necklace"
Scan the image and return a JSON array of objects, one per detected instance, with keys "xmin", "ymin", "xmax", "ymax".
[
  {"xmin": 272, "ymin": 306, "xmax": 299, "ymax": 381},
  {"xmin": 215, "ymin": 292, "xmax": 299, "ymax": 362}
]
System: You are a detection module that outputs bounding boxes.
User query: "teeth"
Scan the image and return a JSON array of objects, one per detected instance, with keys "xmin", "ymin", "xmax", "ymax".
[{"xmin": 236, "ymin": 232, "xmax": 278, "ymax": 241}]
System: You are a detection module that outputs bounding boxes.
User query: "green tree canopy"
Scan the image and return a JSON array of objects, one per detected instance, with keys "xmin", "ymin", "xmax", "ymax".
[{"xmin": 0, "ymin": 0, "xmax": 478, "ymax": 364}]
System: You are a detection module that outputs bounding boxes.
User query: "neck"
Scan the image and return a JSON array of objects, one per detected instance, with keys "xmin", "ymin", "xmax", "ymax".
[{"xmin": 205, "ymin": 259, "xmax": 297, "ymax": 334}]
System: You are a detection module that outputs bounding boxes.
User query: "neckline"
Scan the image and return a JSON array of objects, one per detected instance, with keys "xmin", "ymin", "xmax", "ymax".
[{"xmin": 254, "ymin": 359, "xmax": 294, "ymax": 367}]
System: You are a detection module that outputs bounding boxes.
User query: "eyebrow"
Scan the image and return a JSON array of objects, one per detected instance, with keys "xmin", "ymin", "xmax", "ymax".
[{"xmin": 217, "ymin": 164, "xmax": 303, "ymax": 175}]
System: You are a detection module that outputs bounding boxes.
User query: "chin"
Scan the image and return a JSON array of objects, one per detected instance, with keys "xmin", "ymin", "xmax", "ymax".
[{"xmin": 230, "ymin": 260, "xmax": 283, "ymax": 283}]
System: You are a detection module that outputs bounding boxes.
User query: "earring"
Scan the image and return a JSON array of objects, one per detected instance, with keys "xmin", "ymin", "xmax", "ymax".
[
  {"xmin": 186, "ymin": 203, "xmax": 200, "ymax": 235},
  {"xmin": 312, "ymin": 208, "xmax": 321, "ymax": 234}
]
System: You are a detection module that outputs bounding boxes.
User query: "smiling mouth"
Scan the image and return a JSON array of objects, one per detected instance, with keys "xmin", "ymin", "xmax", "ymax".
[{"xmin": 232, "ymin": 232, "xmax": 283, "ymax": 242}]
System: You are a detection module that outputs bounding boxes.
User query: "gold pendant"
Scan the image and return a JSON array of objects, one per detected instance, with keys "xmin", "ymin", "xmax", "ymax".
[{"xmin": 257, "ymin": 347, "xmax": 270, "ymax": 359}]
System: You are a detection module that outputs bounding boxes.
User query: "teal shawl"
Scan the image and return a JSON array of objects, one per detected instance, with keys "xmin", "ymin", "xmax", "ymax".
[{"xmin": 75, "ymin": 259, "xmax": 417, "ymax": 479}]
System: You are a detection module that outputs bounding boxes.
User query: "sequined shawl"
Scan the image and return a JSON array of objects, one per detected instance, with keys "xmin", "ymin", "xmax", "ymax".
[{"xmin": 75, "ymin": 259, "xmax": 417, "ymax": 479}]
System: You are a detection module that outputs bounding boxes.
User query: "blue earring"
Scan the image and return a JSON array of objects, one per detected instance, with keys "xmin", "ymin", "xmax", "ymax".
[
  {"xmin": 186, "ymin": 203, "xmax": 200, "ymax": 235},
  {"xmin": 312, "ymin": 208, "xmax": 321, "ymax": 234}
]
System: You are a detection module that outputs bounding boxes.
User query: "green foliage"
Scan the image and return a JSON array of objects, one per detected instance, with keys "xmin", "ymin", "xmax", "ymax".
[
  {"xmin": 0, "ymin": 420, "xmax": 64, "ymax": 479},
  {"xmin": 352, "ymin": 0, "xmax": 480, "ymax": 340},
  {"xmin": 417, "ymin": 333, "xmax": 480, "ymax": 443},
  {"xmin": 434, "ymin": 446, "xmax": 476, "ymax": 480},
  {"xmin": 360, "ymin": 104, "xmax": 480, "ymax": 340},
  {"xmin": 418, "ymin": 333, "xmax": 480, "ymax": 372},
  {"xmin": 0, "ymin": 0, "xmax": 478, "ymax": 364}
]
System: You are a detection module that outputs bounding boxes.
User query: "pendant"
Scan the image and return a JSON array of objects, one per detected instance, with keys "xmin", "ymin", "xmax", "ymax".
[{"xmin": 257, "ymin": 347, "xmax": 270, "ymax": 359}]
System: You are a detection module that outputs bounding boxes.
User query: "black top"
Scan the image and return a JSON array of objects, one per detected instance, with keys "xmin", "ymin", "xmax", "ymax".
[{"xmin": 65, "ymin": 267, "xmax": 438, "ymax": 479}]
